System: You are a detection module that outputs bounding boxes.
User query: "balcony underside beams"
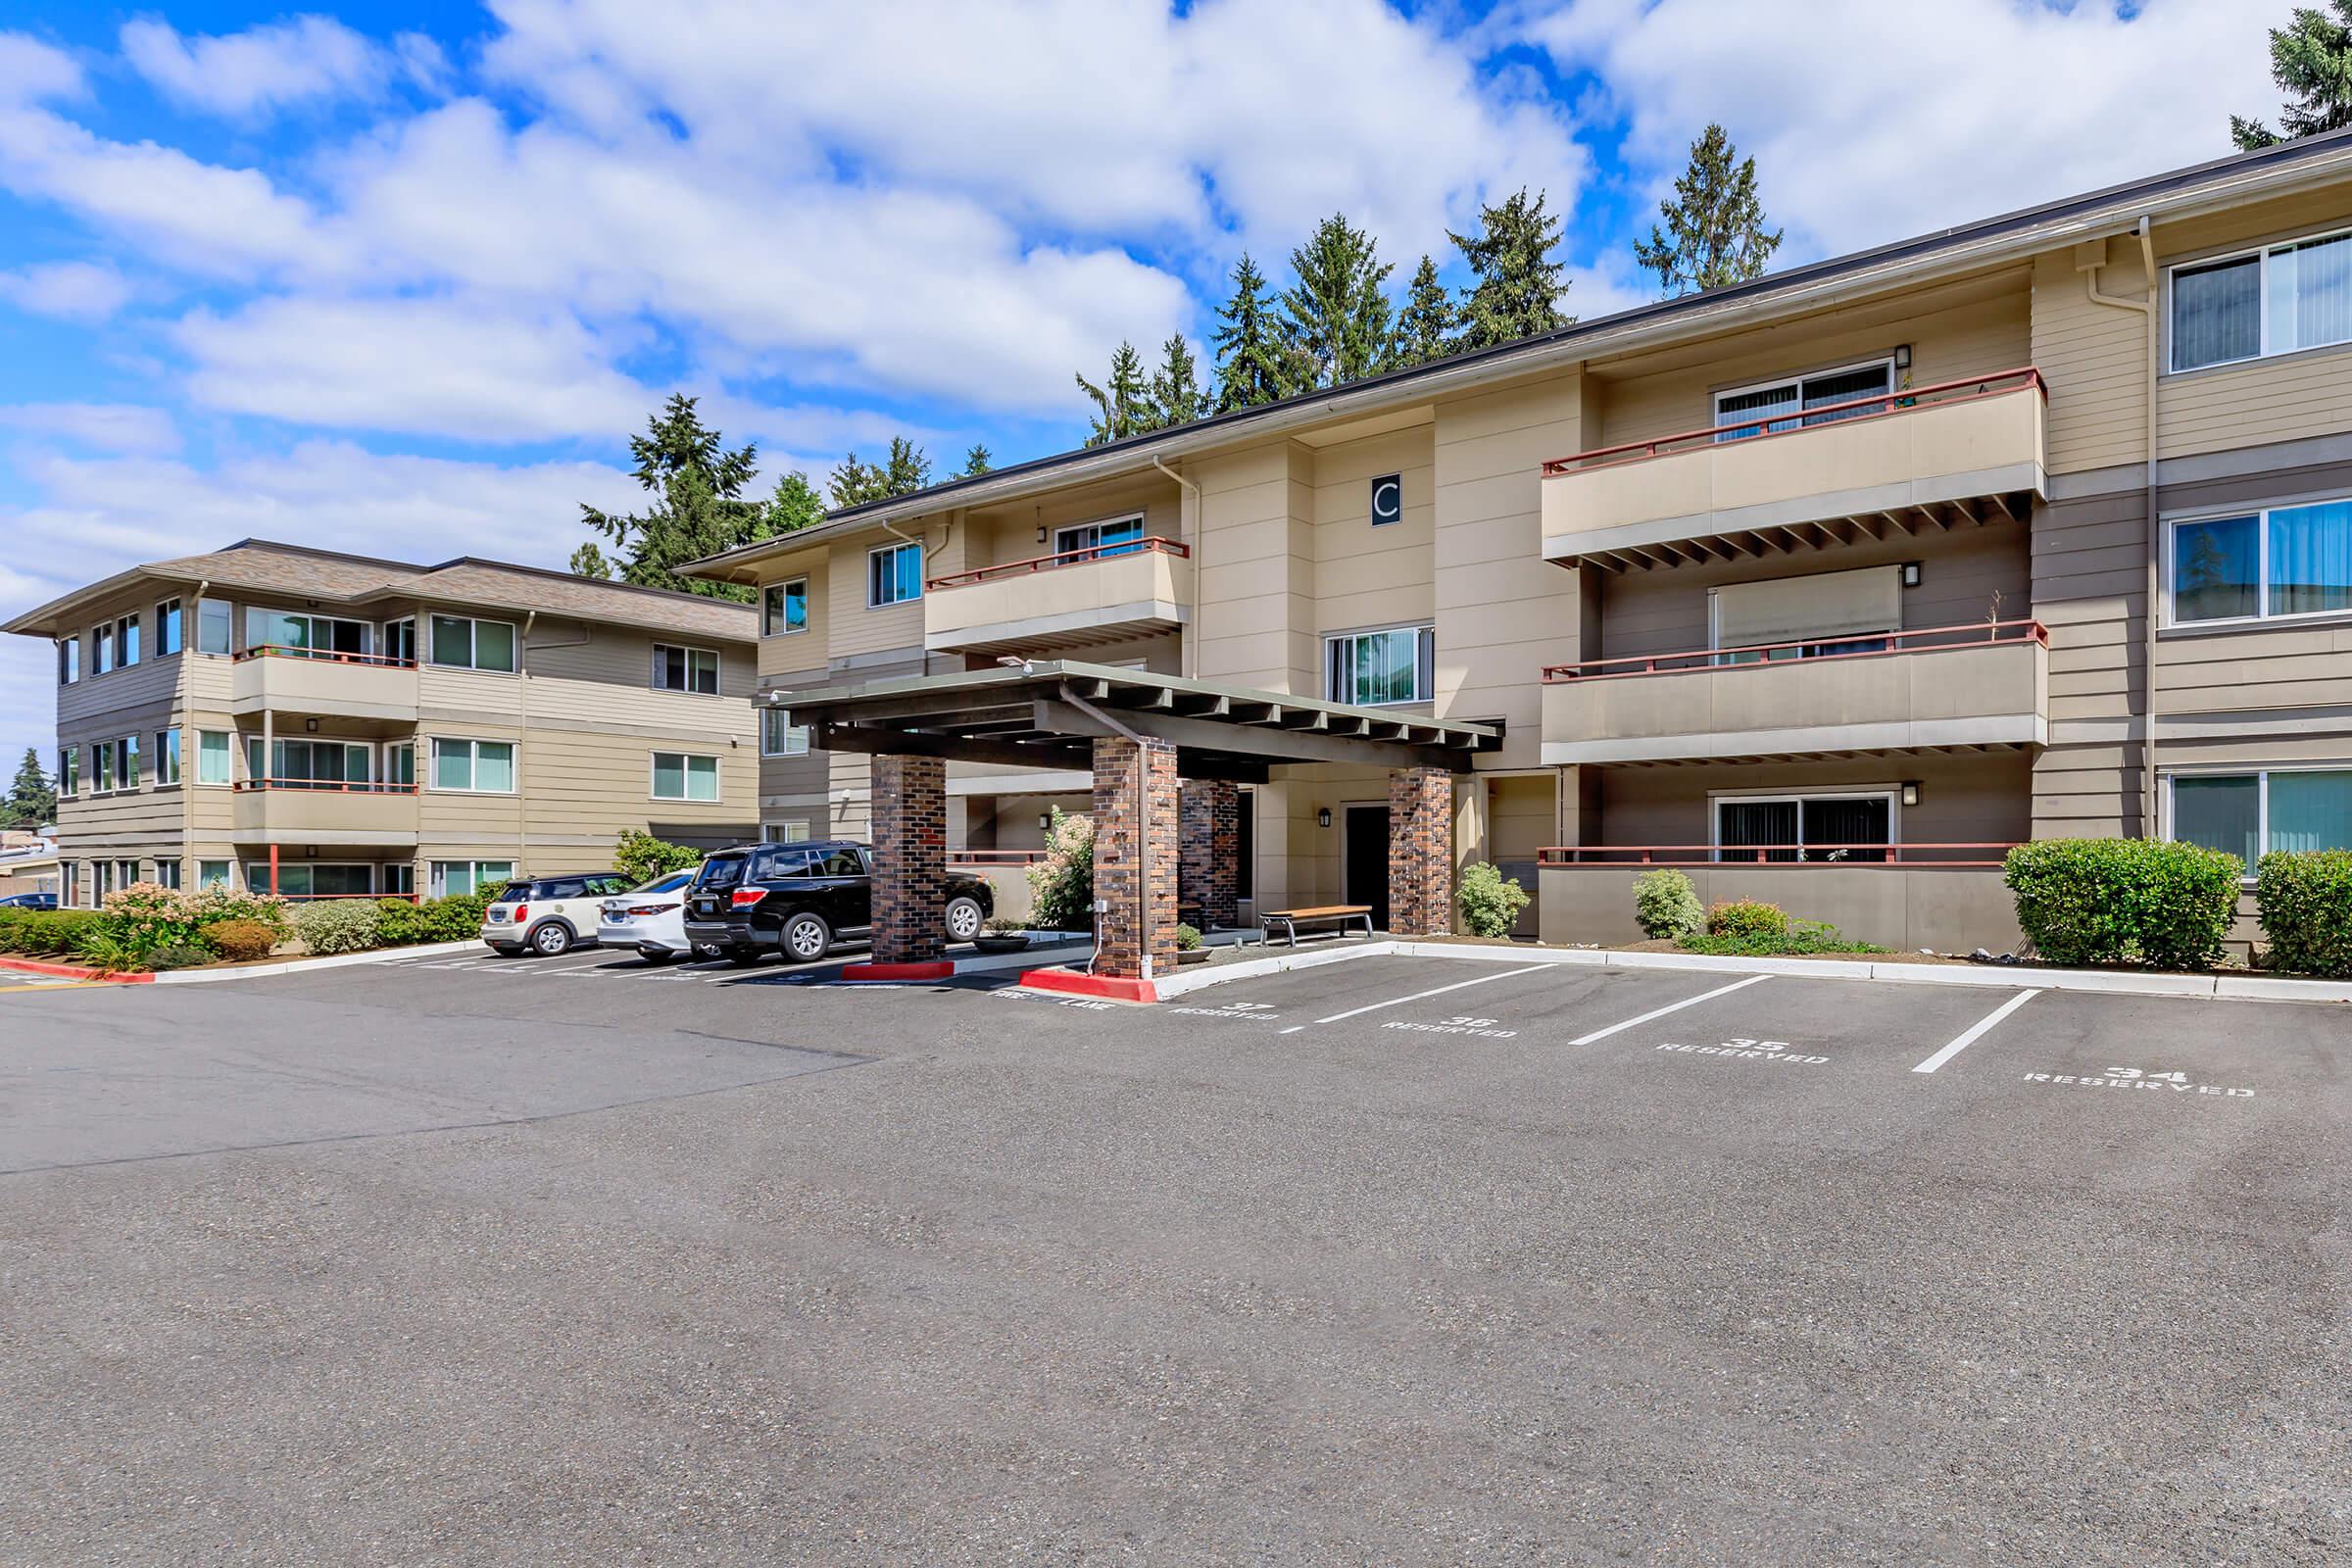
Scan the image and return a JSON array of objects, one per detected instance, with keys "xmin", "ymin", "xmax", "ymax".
[
  {"xmin": 1544, "ymin": 735, "xmax": 2042, "ymax": 767},
  {"xmin": 1555, "ymin": 487, "xmax": 2035, "ymax": 574}
]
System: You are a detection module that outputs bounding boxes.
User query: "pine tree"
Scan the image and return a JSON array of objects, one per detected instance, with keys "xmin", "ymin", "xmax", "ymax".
[
  {"xmin": 1632, "ymin": 124, "xmax": 1784, "ymax": 298},
  {"xmin": 1, "ymin": 748, "xmax": 55, "ymax": 829},
  {"xmin": 1151, "ymin": 333, "xmax": 1208, "ymax": 428},
  {"xmin": 1449, "ymin": 188, "xmax": 1573, "ymax": 350},
  {"xmin": 959, "ymin": 444, "xmax": 994, "ymax": 477},
  {"xmin": 578, "ymin": 394, "xmax": 766, "ymax": 601},
  {"xmin": 766, "ymin": 470, "xmax": 826, "ymax": 532},
  {"xmin": 2233, "ymin": 2, "xmax": 2352, "ymax": 148},
  {"xmin": 568, "ymin": 542, "xmax": 613, "ymax": 579},
  {"xmin": 1279, "ymin": 213, "xmax": 1397, "ymax": 388},
  {"xmin": 1395, "ymin": 254, "xmax": 1456, "ymax": 368},
  {"xmin": 1210, "ymin": 253, "xmax": 1297, "ymax": 413},
  {"xmin": 1076, "ymin": 340, "xmax": 1154, "ymax": 446},
  {"xmin": 829, "ymin": 438, "xmax": 933, "ymax": 508}
]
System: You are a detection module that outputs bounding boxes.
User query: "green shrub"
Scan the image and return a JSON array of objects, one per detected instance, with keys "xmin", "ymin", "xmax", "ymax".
[
  {"xmin": 1456, "ymin": 860, "xmax": 1531, "ymax": 938},
  {"xmin": 1632, "ymin": 869, "xmax": 1703, "ymax": 940},
  {"xmin": 291, "ymin": 899, "xmax": 383, "ymax": 956},
  {"xmin": 206, "ymin": 919, "xmax": 280, "ymax": 963},
  {"xmin": 1173, "ymin": 921, "xmax": 1202, "ymax": 951},
  {"xmin": 2256, "ymin": 850, "xmax": 2352, "ymax": 976},
  {"xmin": 0, "ymin": 907, "xmax": 103, "ymax": 956},
  {"xmin": 1706, "ymin": 899, "xmax": 1789, "ymax": 941},
  {"xmin": 73, "ymin": 928, "xmax": 151, "ymax": 972},
  {"xmin": 2004, "ymin": 838, "xmax": 2242, "ymax": 970},
  {"xmin": 1026, "ymin": 808, "xmax": 1095, "ymax": 931},
  {"xmin": 615, "ymin": 829, "xmax": 703, "ymax": 884},
  {"xmin": 417, "ymin": 893, "xmax": 489, "ymax": 942},
  {"xmin": 146, "ymin": 941, "xmax": 214, "ymax": 972},
  {"xmin": 374, "ymin": 898, "xmax": 425, "ymax": 945},
  {"xmin": 1679, "ymin": 919, "xmax": 1886, "ymax": 957}
]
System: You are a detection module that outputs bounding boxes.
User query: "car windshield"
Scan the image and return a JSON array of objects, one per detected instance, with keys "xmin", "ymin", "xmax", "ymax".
[
  {"xmin": 632, "ymin": 870, "xmax": 696, "ymax": 895},
  {"xmin": 696, "ymin": 854, "xmax": 749, "ymax": 893},
  {"xmin": 491, "ymin": 881, "xmax": 530, "ymax": 905}
]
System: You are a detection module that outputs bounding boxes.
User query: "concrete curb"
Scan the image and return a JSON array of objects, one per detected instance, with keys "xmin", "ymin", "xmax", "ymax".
[
  {"xmin": 151, "ymin": 940, "xmax": 485, "ymax": 985},
  {"xmin": 0, "ymin": 956, "xmax": 152, "ymax": 983},
  {"xmin": 1148, "ymin": 941, "xmax": 1404, "ymax": 1000}
]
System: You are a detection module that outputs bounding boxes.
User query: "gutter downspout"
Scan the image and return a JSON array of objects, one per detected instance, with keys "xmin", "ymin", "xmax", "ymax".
[
  {"xmin": 1060, "ymin": 685, "xmax": 1154, "ymax": 982},
  {"xmin": 182, "ymin": 578, "xmax": 208, "ymax": 889},
  {"xmin": 517, "ymin": 610, "xmax": 536, "ymax": 874},
  {"xmin": 1152, "ymin": 456, "xmax": 1201, "ymax": 678},
  {"xmin": 2080, "ymin": 215, "xmax": 2160, "ymax": 837}
]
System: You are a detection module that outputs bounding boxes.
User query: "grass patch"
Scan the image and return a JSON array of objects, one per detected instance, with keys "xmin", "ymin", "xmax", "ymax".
[{"xmin": 1676, "ymin": 920, "xmax": 1888, "ymax": 957}]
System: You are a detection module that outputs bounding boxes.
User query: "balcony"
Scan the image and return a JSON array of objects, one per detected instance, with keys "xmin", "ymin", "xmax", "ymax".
[
  {"xmin": 231, "ymin": 778, "xmax": 420, "ymax": 841},
  {"xmin": 1542, "ymin": 368, "xmax": 2047, "ymax": 570},
  {"xmin": 925, "ymin": 537, "xmax": 1192, "ymax": 655},
  {"xmin": 230, "ymin": 645, "xmax": 419, "ymax": 718},
  {"xmin": 1540, "ymin": 620, "xmax": 2049, "ymax": 765}
]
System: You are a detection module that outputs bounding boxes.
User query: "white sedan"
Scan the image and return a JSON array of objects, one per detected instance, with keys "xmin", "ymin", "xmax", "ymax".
[{"xmin": 596, "ymin": 868, "xmax": 700, "ymax": 961}]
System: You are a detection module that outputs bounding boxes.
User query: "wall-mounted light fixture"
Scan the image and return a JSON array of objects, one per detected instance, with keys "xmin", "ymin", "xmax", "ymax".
[
  {"xmin": 1893, "ymin": 343, "xmax": 1913, "ymax": 371},
  {"xmin": 1901, "ymin": 781, "xmax": 1921, "ymax": 808},
  {"xmin": 303, "ymin": 716, "xmax": 320, "ymax": 733},
  {"xmin": 1036, "ymin": 525, "xmax": 1049, "ymax": 544},
  {"xmin": 1038, "ymin": 812, "xmax": 1052, "ymax": 830},
  {"xmin": 1900, "ymin": 562, "xmax": 1923, "ymax": 588},
  {"xmin": 1317, "ymin": 808, "xmax": 1332, "ymax": 828}
]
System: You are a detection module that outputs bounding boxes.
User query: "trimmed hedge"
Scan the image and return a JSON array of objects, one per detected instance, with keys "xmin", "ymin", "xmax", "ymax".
[
  {"xmin": 0, "ymin": 907, "xmax": 103, "ymax": 956},
  {"xmin": 2004, "ymin": 838, "xmax": 2242, "ymax": 971},
  {"xmin": 2256, "ymin": 850, "xmax": 2352, "ymax": 977},
  {"xmin": 1706, "ymin": 899, "xmax": 1788, "ymax": 942},
  {"xmin": 207, "ymin": 919, "xmax": 280, "ymax": 963}
]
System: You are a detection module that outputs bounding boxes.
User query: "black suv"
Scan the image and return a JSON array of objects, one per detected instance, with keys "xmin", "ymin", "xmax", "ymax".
[{"xmin": 682, "ymin": 840, "xmax": 995, "ymax": 965}]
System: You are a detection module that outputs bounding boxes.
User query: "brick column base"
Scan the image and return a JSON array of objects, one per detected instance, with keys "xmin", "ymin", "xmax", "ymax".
[
  {"xmin": 1177, "ymin": 778, "xmax": 1239, "ymax": 931},
  {"xmin": 1093, "ymin": 736, "xmax": 1178, "ymax": 980},
  {"xmin": 1388, "ymin": 765, "xmax": 1455, "ymax": 936},
  {"xmin": 866, "ymin": 753, "xmax": 946, "ymax": 968}
]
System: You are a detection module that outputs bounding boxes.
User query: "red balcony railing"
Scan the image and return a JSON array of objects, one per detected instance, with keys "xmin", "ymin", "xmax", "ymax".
[
  {"xmin": 926, "ymin": 535, "xmax": 1189, "ymax": 591},
  {"xmin": 1543, "ymin": 619, "xmax": 2048, "ymax": 682},
  {"xmin": 1541, "ymin": 367, "xmax": 2047, "ymax": 476},
  {"xmin": 948, "ymin": 849, "xmax": 1049, "ymax": 867},
  {"xmin": 1538, "ymin": 843, "xmax": 2019, "ymax": 868},
  {"xmin": 232, "ymin": 778, "xmax": 420, "ymax": 794},
  {"xmin": 233, "ymin": 644, "xmax": 416, "ymax": 668}
]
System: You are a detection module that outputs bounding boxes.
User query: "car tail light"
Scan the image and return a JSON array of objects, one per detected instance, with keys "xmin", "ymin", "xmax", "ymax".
[
  {"xmin": 512, "ymin": 904, "xmax": 527, "ymax": 922},
  {"xmin": 730, "ymin": 888, "xmax": 768, "ymax": 908},
  {"xmin": 625, "ymin": 904, "xmax": 667, "ymax": 916}
]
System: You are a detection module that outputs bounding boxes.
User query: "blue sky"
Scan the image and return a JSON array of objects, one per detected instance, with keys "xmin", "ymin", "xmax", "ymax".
[{"xmin": 0, "ymin": 1, "xmax": 2298, "ymax": 779}]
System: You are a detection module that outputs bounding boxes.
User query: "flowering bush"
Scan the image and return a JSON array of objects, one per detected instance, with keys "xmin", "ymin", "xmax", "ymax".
[
  {"xmin": 80, "ymin": 882, "xmax": 291, "ymax": 967},
  {"xmin": 1025, "ymin": 808, "xmax": 1096, "ymax": 932},
  {"xmin": 290, "ymin": 899, "xmax": 383, "ymax": 956}
]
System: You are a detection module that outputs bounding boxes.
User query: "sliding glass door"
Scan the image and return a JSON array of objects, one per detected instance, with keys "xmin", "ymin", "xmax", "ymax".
[{"xmin": 1716, "ymin": 794, "xmax": 1892, "ymax": 862}]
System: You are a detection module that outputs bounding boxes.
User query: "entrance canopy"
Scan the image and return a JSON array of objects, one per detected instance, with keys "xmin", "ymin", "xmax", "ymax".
[{"xmin": 775, "ymin": 660, "xmax": 1500, "ymax": 781}]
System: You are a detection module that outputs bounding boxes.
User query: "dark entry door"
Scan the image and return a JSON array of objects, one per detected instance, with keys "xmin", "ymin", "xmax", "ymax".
[{"xmin": 1344, "ymin": 805, "xmax": 1391, "ymax": 928}]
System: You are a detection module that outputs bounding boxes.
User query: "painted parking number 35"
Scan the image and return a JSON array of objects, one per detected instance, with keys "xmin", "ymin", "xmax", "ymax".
[{"xmin": 2105, "ymin": 1068, "xmax": 2188, "ymax": 1082}]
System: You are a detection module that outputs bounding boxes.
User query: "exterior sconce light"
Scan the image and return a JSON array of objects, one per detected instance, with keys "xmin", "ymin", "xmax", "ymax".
[
  {"xmin": 1901, "ymin": 562, "xmax": 1923, "ymax": 588},
  {"xmin": 1317, "ymin": 808, "xmax": 1333, "ymax": 828},
  {"xmin": 1901, "ymin": 781, "xmax": 1920, "ymax": 808},
  {"xmin": 1038, "ymin": 812, "xmax": 1052, "ymax": 830},
  {"xmin": 1893, "ymin": 343, "xmax": 1913, "ymax": 370},
  {"xmin": 304, "ymin": 716, "xmax": 320, "ymax": 732},
  {"xmin": 1036, "ymin": 525, "xmax": 1049, "ymax": 544}
]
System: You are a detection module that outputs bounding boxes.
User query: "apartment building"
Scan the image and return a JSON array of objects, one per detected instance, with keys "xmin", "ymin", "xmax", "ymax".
[
  {"xmin": 681, "ymin": 129, "xmax": 2352, "ymax": 974},
  {"xmin": 4, "ymin": 541, "xmax": 758, "ymax": 906}
]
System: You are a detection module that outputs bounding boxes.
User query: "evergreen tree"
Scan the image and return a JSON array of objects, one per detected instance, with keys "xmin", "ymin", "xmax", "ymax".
[
  {"xmin": 1, "ymin": 748, "xmax": 55, "ymax": 829},
  {"xmin": 958, "ymin": 444, "xmax": 994, "ymax": 477},
  {"xmin": 568, "ymin": 542, "xmax": 613, "ymax": 579},
  {"xmin": 1210, "ymin": 253, "xmax": 1297, "ymax": 413},
  {"xmin": 828, "ymin": 438, "xmax": 933, "ymax": 507},
  {"xmin": 2232, "ymin": 2, "xmax": 2352, "ymax": 148},
  {"xmin": 1278, "ymin": 213, "xmax": 1397, "ymax": 388},
  {"xmin": 1076, "ymin": 340, "xmax": 1154, "ymax": 446},
  {"xmin": 1150, "ymin": 333, "xmax": 1208, "ymax": 428},
  {"xmin": 1632, "ymin": 124, "xmax": 1784, "ymax": 298},
  {"xmin": 1449, "ymin": 187, "xmax": 1573, "ymax": 350},
  {"xmin": 766, "ymin": 470, "xmax": 826, "ymax": 533},
  {"xmin": 1395, "ymin": 254, "xmax": 1456, "ymax": 368},
  {"xmin": 579, "ymin": 394, "xmax": 766, "ymax": 601}
]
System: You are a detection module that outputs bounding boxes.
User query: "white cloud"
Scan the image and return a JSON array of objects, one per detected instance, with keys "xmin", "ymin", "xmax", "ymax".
[
  {"xmin": 1524, "ymin": 0, "xmax": 2278, "ymax": 260},
  {"xmin": 0, "ymin": 403, "xmax": 180, "ymax": 455},
  {"xmin": 0, "ymin": 259, "xmax": 131, "ymax": 321},
  {"xmin": 0, "ymin": 31, "xmax": 80, "ymax": 104},
  {"xmin": 120, "ymin": 15, "xmax": 441, "ymax": 119}
]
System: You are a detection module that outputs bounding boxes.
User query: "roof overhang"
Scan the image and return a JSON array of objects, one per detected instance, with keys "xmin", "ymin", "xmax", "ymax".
[{"xmin": 770, "ymin": 661, "xmax": 1500, "ymax": 782}]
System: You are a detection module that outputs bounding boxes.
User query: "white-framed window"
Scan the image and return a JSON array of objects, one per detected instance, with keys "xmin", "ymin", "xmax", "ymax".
[
  {"xmin": 428, "ymin": 613, "xmax": 517, "ymax": 672},
  {"xmin": 867, "ymin": 540, "xmax": 923, "ymax": 607},
  {"xmin": 1324, "ymin": 624, "xmax": 1435, "ymax": 707},
  {"xmin": 196, "ymin": 730, "xmax": 232, "ymax": 786},
  {"xmin": 154, "ymin": 599, "xmax": 182, "ymax": 657},
  {"xmin": 198, "ymin": 859, "xmax": 232, "ymax": 890},
  {"xmin": 382, "ymin": 863, "xmax": 415, "ymax": 896},
  {"xmin": 760, "ymin": 707, "xmax": 810, "ymax": 757},
  {"xmin": 762, "ymin": 819, "xmax": 813, "ymax": 844},
  {"xmin": 93, "ymin": 739, "xmax": 114, "ymax": 793},
  {"xmin": 92, "ymin": 621, "xmax": 115, "ymax": 675},
  {"xmin": 2167, "ymin": 497, "xmax": 2352, "ymax": 626},
  {"xmin": 244, "ymin": 862, "xmax": 374, "ymax": 898},
  {"xmin": 1713, "ymin": 358, "xmax": 1894, "ymax": 440},
  {"xmin": 1711, "ymin": 788, "xmax": 1897, "ymax": 863},
  {"xmin": 57, "ymin": 745, "xmax": 78, "ymax": 798},
  {"xmin": 248, "ymin": 737, "xmax": 371, "ymax": 787},
  {"xmin": 652, "ymin": 642, "xmax": 720, "ymax": 695},
  {"xmin": 2169, "ymin": 766, "xmax": 2352, "ymax": 875},
  {"xmin": 154, "ymin": 727, "xmax": 181, "ymax": 787},
  {"xmin": 2170, "ymin": 224, "xmax": 2352, "ymax": 372},
  {"xmin": 385, "ymin": 741, "xmax": 416, "ymax": 787},
  {"xmin": 762, "ymin": 577, "xmax": 808, "ymax": 636},
  {"xmin": 195, "ymin": 598, "xmax": 232, "ymax": 656},
  {"xmin": 115, "ymin": 612, "xmax": 140, "ymax": 667},
  {"xmin": 113, "ymin": 735, "xmax": 140, "ymax": 791},
  {"xmin": 429, "ymin": 858, "xmax": 515, "ymax": 898},
  {"xmin": 382, "ymin": 616, "xmax": 416, "ymax": 663},
  {"xmin": 430, "ymin": 737, "xmax": 514, "ymax": 793},
  {"xmin": 56, "ymin": 636, "xmax": 78, "ymax": 685},
  {"xmin": 652, "ymin": 751, "xmax": 720, "ymax": 802},
  {"xmin": 153, "ymin": 859, "xmax": 181, "ymax": 890},
  {"xmin": 1054, "ymin": 514, "xmax": 1145, "ymax": 559},
  {"xmin": 244, "ymin": 608, "xmax": 367, "ymax": 658}
]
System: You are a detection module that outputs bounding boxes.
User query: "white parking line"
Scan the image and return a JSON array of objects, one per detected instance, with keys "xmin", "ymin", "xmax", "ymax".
[
  {"xmin": 1566, "ymin": 973, "xmax": 1773, "ymax": 1046},
  {"xmin": 1912, "ymin": 989, "xmax": 2041, "ymax": 1074},
  {"xmin": 1311, "ymin": 963, "xmax": 1555, "ymax": 1025}
]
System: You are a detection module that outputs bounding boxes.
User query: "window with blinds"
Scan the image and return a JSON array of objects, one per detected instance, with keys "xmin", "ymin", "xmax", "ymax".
[
  {"xmin": 2172, "ymin": 225, "xmax": 2352, "ymax": 371},
  {"xmin": 1713, "ymin": 360, "xmax": 1894, "ymax": 440},
  {"xmin": 1709, "ymin": 566, "xmax": 1901, "ymax": 661}
]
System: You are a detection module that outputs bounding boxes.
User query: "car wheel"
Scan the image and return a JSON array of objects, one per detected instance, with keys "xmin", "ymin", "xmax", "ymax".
[
  {"xmin": 724, "ymin": 945, "xmax": 763, "ymax": 967},
  {"xmin": 781, "ymin": 911, "xmax": 832, "ymax": 963},
  {"xmin": 945, "ymin": 895, "xmax": 984, "ymax": 943},
  {"xmin": 529, "ymin": 921, "xmax": 573, "ymax": 956}
]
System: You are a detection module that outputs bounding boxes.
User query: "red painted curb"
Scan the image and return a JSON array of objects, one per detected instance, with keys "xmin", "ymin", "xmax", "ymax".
[
  {"xmin": 1016, "ymin": 965, "xmax": 1159, "ymax": 1004},
  {"xmin": 0, "ymin": 956, "xmax": 153, "ymax": 983},
  {"xmin": 837, "ymin": 960, "xmax": 956, "ymax": 982}
]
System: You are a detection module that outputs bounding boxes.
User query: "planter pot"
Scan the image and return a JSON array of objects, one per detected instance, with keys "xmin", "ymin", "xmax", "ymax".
[
  {"xmin": 971, "ymin": 934, "xmax": 1031, "ymax": 955},
  {"xmin": 1174, "ymin": 948, "xmax": 1210, "ymax": 965}
]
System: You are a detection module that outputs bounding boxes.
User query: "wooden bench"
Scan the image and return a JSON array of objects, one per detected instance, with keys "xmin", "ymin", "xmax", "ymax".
[{"xmin": 1259, "ymin": 905, "xmax": 1375, "ymax": 948}]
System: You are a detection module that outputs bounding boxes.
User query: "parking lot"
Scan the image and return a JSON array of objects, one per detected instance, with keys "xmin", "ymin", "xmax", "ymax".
[{"xmin": 4, "ymin": 946, "xmax": 2348, "ymax": 1564}]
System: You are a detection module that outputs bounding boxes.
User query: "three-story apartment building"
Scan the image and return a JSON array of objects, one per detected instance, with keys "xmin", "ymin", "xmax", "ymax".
[
  {"xmin": 5, "ymin": 540, "xmax": 758, "ymax": 905},
  {"xmin": 688, "ymin": 129, "xmax": 2352, "ymax": 961}
]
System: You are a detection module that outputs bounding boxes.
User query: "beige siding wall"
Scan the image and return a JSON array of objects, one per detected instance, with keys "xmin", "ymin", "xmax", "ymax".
[
  {"xmin": 2031, "ymin": 485, "xmax": 2148, "ymax": 838},
  {"xmin": 2030, "ymin": 242, "xmax": 2151, "ymax": 476},
  {"xmin": 826, "ymin": 517, "xmax": 954, "ymax": 662},
  {"xmin": 752, "ymin": 545, "xmax": 830, "ymax": 684},
  {"xmin": 1309, "ymin": 424, "xmax": 1435, "ymax": 636},
  {"xmin": 1193, "ymin": 440, "xmax": 1316, "ymax": 692}
]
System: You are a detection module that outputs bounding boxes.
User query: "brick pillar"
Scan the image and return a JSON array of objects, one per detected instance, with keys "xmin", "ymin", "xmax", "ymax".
[
  {"xmin": 1092, "ymin": 736, "xmax": 1178, "ymax": 979},
  {"xmin": 1388, "ymin": 765, "xmax": 1456, "ymax": 936},
  {"xmin": 1177, "ymin": 778, "xmax": 1239, "ymax": 931},
  {"xmin": 869, "ymin": 753, "xmax": 946, "ymax": 964}
]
